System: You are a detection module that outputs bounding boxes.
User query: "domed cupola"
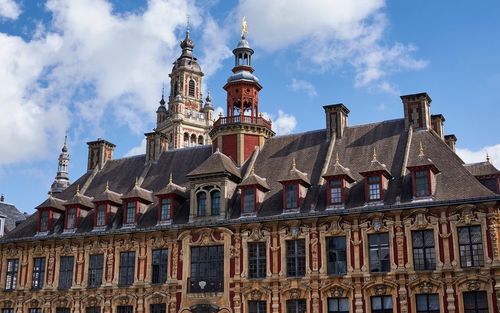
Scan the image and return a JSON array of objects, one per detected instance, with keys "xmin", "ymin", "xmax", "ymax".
[{"xmin": 209, "ymin": 17, "xmax": 274, "ymax": 166}]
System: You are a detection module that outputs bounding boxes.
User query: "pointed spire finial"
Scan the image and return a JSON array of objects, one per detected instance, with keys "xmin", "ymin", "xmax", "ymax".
[
  {"xmin": 335, "ymin": 152, "xmax": 340, "ymax": 165},
  {"xmin": 76, "ymin": 184, "xmax": 80, "ymax": 195},
  {"xmin": 105, "ymin": 181, "xmax": 109, "ymax": 192},
  {"xmin": 169, "ymin": 173, "xmax": 173, "ymax": 184},
  {"xmin": 419, "ymin": 141, "xmax": 425, "ymax": 157},
  {"xmin": 372, "ymin": 148, "xmax": 378, "ymax": 162},
  {"xmin": 487, "ymin": 152, "xmax": 491, "ymax": 162},
  {"xmin": 135, "ymin": 177, "xmax": 139, "ymax": 187},
  {"xmin": 241, "ymin": 16, "xmax": 248, "ymax": 38},
  {"xmin": 291, "ymin": 157, "xmax": 296, "ymax": 170},
  {"xmin": 250, "ymin": 167, "xmax": 255, "ymax": 175},
  {"xmin": 186, "ymin": 14, "xmax": 191, "ymax": 33}
]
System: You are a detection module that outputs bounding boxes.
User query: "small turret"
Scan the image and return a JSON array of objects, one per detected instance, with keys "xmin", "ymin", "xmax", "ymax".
[
  {"xmin": 203, "ymin": 91, "xmax": 214, "ymax": 121},
  {"xmin": 50, "ymin": 135, "xmax": 70, "ymax": 194},
  {"xmin": 156, "ymin": 88, "xmax": 168, "ymax": 127}
]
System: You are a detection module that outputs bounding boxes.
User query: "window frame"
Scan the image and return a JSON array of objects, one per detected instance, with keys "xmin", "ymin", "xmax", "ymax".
[
  {"xmin": 197, "ymin": 192, "xmax": 207, "ymax": 217},
  {"xmin": 188, "ymin": 79, "xmax": 196, "ymax": 97},
  {"xmin": 413, "ymin": 169, "xmax": 431, "ymax": 198},
  {"xmin": 248, "ymin": 301, "xmax": 267, "ymax": 313},
  {"xmin": 124, "ymin": 201, "xmax": 137, "ymax": 225},
  {"xmin": 242, "ymin": 187, "xmax": 256, "ymax": 214},
  {"xmin": 38, "ymin": 209, "xmax": 51, "ymax": 232},
  {"xmin": 58, "ymin": 255, "xmax": 74, "ymax": 290},
  {"xmin": 326, "ymin": 236, "xmax": 347, "ymax": 276},
  {"xmin": 86, "ymin": 307, "xmax": 101, "ymax": 313},
  {"xmin": 366, "ymin": 175, "xmax": 382, "ymax": 201},
  {"xmin": 94, "ymin": 202, "xmax": 108, "ymax": 227},
  {"xmin": 286, "ymin": 299, "xmax": 307, "ymax": 313},
  {"xmin": 248, "ymin": 242, "xmax": 266, "ymax": 279},
  {"xmin": 88, "ymin": 254, "xmax": 104, "ymax": 288},
  {"xmin": 371, "ymin": 296, "xmax": 393, "ymax": 313},
  {"xmin": 117, "ymin": 306, "xmax": 133, "ymax": 313},
  {"xmin": 327, "ymin": 177, "xmax": 344, "ymax": 205},
  {"xmin": 32, "ymin": 257, "xmax": 46, "ymax": 290},
  {"xmin": 327, "ymin": 297, "xmax": 349, "ymax": 313},
  {"xmin": 189, "ymin": 245, "xmax": 224, "ymax": 293},
  {"xmin": 152, "ymin": 249, "xmax": 169, "ymax": 284},
  {"xmin": 463, "ymin": 291, "xmax": 489, "ymax": 313},
  {"xmin": 286, "ymin": 239, "xmax": 306, "ymax": 277},
  {"xmin": 412, "ymin": 230, "xmax": 436, "ymax": 271},
  {"xmin": 368, "ymin": 233, "xmax": 390, "ymax": 273},
  {"xmin": 211, "ymin": 190, "xmax": 221, "ymax": 216},
  {"xmin": 65, "ymin": 206, "xmax": 78, "ymax": 230},
  {"xmin": 416, "ymin": 294, "xmax": 440, "ymax": 313},
  {"xmin": 5, "ymin": 258, "xmax": 19, "ymax": 291},
  {"xmin": 118, "ymin": 251, "xmax": 136, "ymax": 287},
  {"xmin": 284, "ymin": 183, "xmax": 299, "ymax": 210},
  {"xmin": 158, "ymin": 196, "xmax": 173, "ymax": 221},
  {"xmin": 458, "ymin": 225, "xmax": 484, "ymax": 268},
  {"xmin": 150, "ymin": 304, "xmax": 166, "ymax": 313}
]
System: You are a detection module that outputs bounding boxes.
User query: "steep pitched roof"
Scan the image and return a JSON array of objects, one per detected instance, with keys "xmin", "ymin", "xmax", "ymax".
[
  {"xmin": 187, "ymin": 150, "xmax": 241, "ymax": 179},
  {"xmin": 238, "ymin": 170, "xmax": 270, "ymax": 191},
  {"xmin": 65, "ymin": 190, "xmax": 94, "ymax": 209},
  {"xmin": 0, "ymin": 202, "xmax": 26, "ymax": 232},
  {"xmin": 35, "ymin": 195, "xmax": 66, "ymax": 212},
  {"xmin": 464, "ymin": 161, "xmax": 500, "ymax": 177}
]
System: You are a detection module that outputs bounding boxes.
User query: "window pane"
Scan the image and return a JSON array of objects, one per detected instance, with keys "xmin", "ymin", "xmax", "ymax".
[
  {"xmin": 160, "ymin": 198, "xmax": 171, "ymax": 220},
  {"xmin": 211, "ymin": 191, "xmax": 220, "ymax": 216},
  {"xmin": 326, "ymin": 237, "xmax": 347, "ymax": 275},
  {"xmin": 152, "ymin": 249, "xmax": 168, "ymax": 284},
  {"xmin": 286, "ymin": 184, "xmax": 298, "ymax": 209},
  {"xmin": 248, "ymin": 242, "xmax": 266, "ymax": 279},
  {"xmin": 58, "ymin": 256, "xmax": 74, "ymax": 290},
  {"xmin": 88, "ymin": 254, "xmax": 104, "ymax": 288},
  {"xmin": 243, "ymin": 189, "xmax": 256, "ymax": 213},
  {"xmin": 197, "ymin": 193, "xmax": 206, "ymax": 216},
  {"xmin": 32, "ymin": 257, "xmax": 46, "ymax": 289},
  {"xmin": 96, "ymin": 204, "xmax": 106, "ymax": 226},
  {"xmin": 126, "ymin": 202, "xmax": 135, "ymax": 224},
  {"xmin": 119, "ymin": 252, "xmax": 135, "ymax": 286}
]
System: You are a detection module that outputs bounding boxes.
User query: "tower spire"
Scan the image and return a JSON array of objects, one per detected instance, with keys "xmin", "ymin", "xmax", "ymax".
[{"xmin": 50, "ymin": 135, "xmax": 71, "ymax": 194}]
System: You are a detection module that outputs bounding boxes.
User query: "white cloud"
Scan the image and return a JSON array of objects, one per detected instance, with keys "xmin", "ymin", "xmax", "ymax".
[
  {"xmin": 0, "ymin": 0, "xmax": 21, "ymax": 19},
  {"xmin": 288, "ymin": 78, "xmax": 317, "ymax": 97},
  {"xmin": 236, "ymin": 0, "xmax": 426, "ymax": 91},
  {"xmin": 457, "ymin": 144, "xmax": 500, "ymax": 169},
  {"xmin": 124, "ymin": 138, "xmax": 147, "ymax": 157},
  {"xmin": 0, "ymin": 0, "xmax": 230, "ymax": 166},
  {"xmin": 262, "ymin": 110, "xmax": 297, "ymax": 135}
]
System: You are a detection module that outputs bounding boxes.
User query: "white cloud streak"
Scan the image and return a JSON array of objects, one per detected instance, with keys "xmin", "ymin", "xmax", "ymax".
[
  {"xmin": 0, "ymin": 0, "xmax": 21, "ymax": 19},
  {"xmin": 457, "ymin": 144, "xmax": 500, "ymax": 169},
  {"xmin": 262, "ymin": 110, "xmax": 297, "ymax": 135},
  {"xmin": 288, "ymin": 78, "xmax": 317, "ymax": 97}
]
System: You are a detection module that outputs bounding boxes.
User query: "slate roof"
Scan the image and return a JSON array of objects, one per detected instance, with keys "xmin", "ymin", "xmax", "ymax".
[
  {"xmin": 464, "ymin": 161, "xmax": 500, "ymax": 177},
  {"xmin": 2, "ymin": 119, "xmax": 498, "ymax": 242},
  {"xmin": 0, "ymin": 201, "xmax": 26, "ymax": 233}
]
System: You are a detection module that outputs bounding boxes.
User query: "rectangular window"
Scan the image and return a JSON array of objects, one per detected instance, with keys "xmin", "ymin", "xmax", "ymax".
[
  {"xmin": 86, "ymin": 307, "xmax": 101, "ymax": 313},
  {"xmin": 152, "ymin": 249, "xmax": 168, "ymax": 284},
  {"xmin": 415, "ymin": 170, "xmax": 430, "ymax": 197},
  {"xmin": 150, "ymin": 304, "xmax": 166, "ymax": 313},
  {"xmin": 189, "ymin": 245, "xmax": 224, "ymax": 293},
  {"xmin": 327, "ymin": 298, "xmax": 349, "ymax": 313},
  {"xmin": 464, "ymin": 291, "xmax": 488, "ymax": 313},
  {"xmin": 211, "ymin": 191, "xmax": 220, "ymax": 216},
  {"xmin": 40, "ymin": 210, "xmax": 49, "ymax": 232},
  {"xmin": 243, "ymin": 188, "xmax": 256, "ymax": 213},
  {"xmin": 96, "ymin": 204, "xmax": 106, "ymax": 226},
  {"xmin": 125, "ymin": 202, "xmax": 136, "ymax": 224},
  {"xmin": 285, "ymin": 184, "xmax": 298, "ymax": 209},
  {"xmin": 326, "ymin": 237, "xmax": 347, "ymax": 276},
  {"xmin": 88, "ymin": 254, "xmax": 104, "ymax": 288},
  {"xmin": 412, "ymin": 230, "xmax": 436, "ymax": 271},
  {"xmin": 371, "ymin": 296, "xmax": 393, "ymax": 313},
  {"xmin": 117, "ymin": 306, "xmax": 133, "ymax": 313},
  {"xmin": 286, "ymin": 239, "xmax": 306, "ymax": 277},
  {"xmin": 286, "ymin": 300, "xmax": 306, "ymax": 313},
  {"xmin": 160, "ymin": 198, "xmax": 171, "ymax": 221},
  {"xmin": 2, "ymin": 309, "xmax": 14, "ymax": 313},
  {"xmin": 368, "ymin": 176, "xmax": 381, "ymax": 201},
  {"xmin": 32, "ymin": 257, "xmax": 46, "ymax": 290},
  {"xmin": 248, "ymin": 242, "xmax": 266, "ymax": 279},
  {"xmin": 58, "ymin": 256, "xmax": 74, "ymax": 290},
  {"xmin": 29, "ymin": 309, "xmax": 42, "ymax": 313},
  {"xmin": 248, "ymin": 301, "xmax": 266, "ymax": 313},
  {"xmin": 416, "ymin": 294, "xmax": 440, "ymax": 313},
  {"xmin": 66, "ymin": 207, "xmax": 77, "ymax": 229},
  {"xmin": 56, "ymin": 309, "xmax": 70, "ymax": 313},
  {"xmin": 458, "ymin": 226, "xmax": 484, "ymax": 268},
  {"xmin": 368, "ymin": 233, "xmax": 390, "ymax": 273},
  {"xmin": 329, "ymin": 178, "xmax": 343, "ymax": 204},
  {"xmin": 119, "ymin": 251, "xmax": 135, "ymax": 286},
  {"xmin": 5, "ymin": 259, "xmax": 19, "ymax": 290}
]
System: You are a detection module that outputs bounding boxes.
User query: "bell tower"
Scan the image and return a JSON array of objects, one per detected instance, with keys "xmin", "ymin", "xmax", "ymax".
[
  {"xmin": 154, "ymin": 29, "xmax": 214, "ymax": 149},
  {"xmin": 209, "ymin": 18, "xmax": 274, "ymax": 165}
]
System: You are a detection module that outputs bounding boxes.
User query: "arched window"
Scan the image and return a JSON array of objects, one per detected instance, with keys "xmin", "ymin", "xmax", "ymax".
[
  {"xmin": 198, "ymin": 136, "xmax": 204, "ymax": 145},
  {"xmin": 197, "ymin": 192, "xmax": 206, "ymax": 216},
  {"xmin": 184, "ymin": 133, "xmax": 189, "ymax": 145},
  {"xmin": 190, "ymin": 134, "xmax": 197, "ymax": 146},
  {"xmin": 188, "ymin": 79, "xmax": 195, "ymax": 97},
  {"xmin": 211, "ymin": 190, "xmax": 220, "ymax": 216}
]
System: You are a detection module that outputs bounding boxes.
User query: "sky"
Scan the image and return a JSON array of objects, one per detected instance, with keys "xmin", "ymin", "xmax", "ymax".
[{"xmin": 0, "ymin": 0, "xmax": 499, "ymax": 214}]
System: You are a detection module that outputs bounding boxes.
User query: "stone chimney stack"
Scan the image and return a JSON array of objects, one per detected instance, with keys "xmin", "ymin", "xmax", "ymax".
[
  {"xmin": 145, "ymin": 132, "xmax": 168, "ymax": 162},
  {"xmin": 431, "ymin": 114, "xmax": 446, "ymax": 140},
  {"xmin": 87, "ymin": 138, "xmax": 116, "ymax": 171},
  {"xmin": 323, "ymin": 104, "xmax": 350, "ymax": 140},
  {"xmin": 445, "ymin": 134, "xmax": 457, "ymax": 153},
  {"xmin": 401, "ymin": 92, "xmax": 432, "ymax": 130}
]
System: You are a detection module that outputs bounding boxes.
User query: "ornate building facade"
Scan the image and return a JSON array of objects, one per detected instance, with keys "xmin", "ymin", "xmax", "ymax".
[{"xmin": 1, "ymin": 26, "xmax": 500, "ymax": 313}]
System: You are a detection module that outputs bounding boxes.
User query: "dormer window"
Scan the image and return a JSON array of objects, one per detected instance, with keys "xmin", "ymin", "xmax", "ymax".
[
  {"xmin": 95, "ymin": 203, "xmax": 107, "ymax": 227},
  {"xmin": 65, "ymin": 207, "xmax": 78, "ymax": 229},
  {"xmin": 323, "ymin": 154, "xmax": 355, "ymax": 208},
  {"xmin": 329, "ymin": 178, "xmax": 343, "ymax": 204},
  {"xmin": 160, "ymin": 197, "xmax": 172, "ymax": 221},
  {"xmin": 124, "ymin": 201, "xmax": 137, "ymax": 224},
  {"xmin": 285, "ymin": 184, "xmax": 298, "ymax": 209},
  {"xmin": 211, "ymin": 190, "xmax": 220, "ymax": 216},
  {"xmin": 197, "ymin": 192, "xmax": 206, "ymax": 216},
  {"xmin": 243, "ymin": 188, "xmax": 256, "ymax": 213},
  {"xmin": 367, "ymin": 175, "xmax": 382, "ymax": 201},
  {"xmin": 39, "ymin": 210, "xmax": 50, "ymax": 232},
  {"xmin": 415, "ymin": 170, "xmax": 430, "ymax": 197}
]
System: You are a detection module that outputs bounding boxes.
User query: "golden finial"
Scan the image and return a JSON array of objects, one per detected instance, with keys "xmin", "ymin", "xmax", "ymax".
[
  {"xmin": 76, "ymin": 184, "xmax": 80, "ymax": 194},
  {"xmin": 250, "ymin": 167, "xmax": 255, "ymax": 175},
  {"xmin": 487, "ymin": 152, "xmax": 491, "ymax": 162},
  {"xmin": 372, "ymin": 148, "xmax": 377, "ymax": 162},
  {"xmin": 169, "ymin": 173, "xmax": 173, "ymax": 184},
  {"xmin": 335, "ymin": 152, "xmax": 340, "ymax": 165},
  {"xmin": 135, "ymin": 177, "xmax": 139, "ymax": 187},
  {"xmin": 105, "ymin": 181, "xmax": 109, "ymax": 191},
  {"xmin": 419, "ymin": 141, "xmax": 425, "ymax": 157},
  {"xmin": 291, "ymin": 157, "xmax": 296, "ymax": 170},
  {"xmin": 241, "ymin": 16, "xmax": 248, "ymax": 38}
]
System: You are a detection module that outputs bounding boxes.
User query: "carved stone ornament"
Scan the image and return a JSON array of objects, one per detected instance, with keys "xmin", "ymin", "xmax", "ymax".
[
  {"xmin": 290, "ymin": 288, "xmax": 301, "ymax": 299},
  {"xmin": 329, "ymin": 287, "xmax": 345, "ymax": 298},
  {"xmin": 246, "ymin": 224, "xmax": 270, "ymax": 241},
  {"xmin": 86, "ymin": 296, "xmax": 98, "ymax": 307},
  {"xmin": 418, "ymin": 282, "xmax": 434, "ymax": 294},
  {"xmin": 5, "ymin": 246, "xmax": 18, "ymax": 257},
  {"xmin": 55, "ymin": 297, "xmax": 69, "ymax": 308},
  {"xmin": 117, "ymin": 295, "xmax": 130, "ymax": 306},
  {"xmin": 3, "ymin": 300, "xmax": 13, "ymax": 307},
  {"xmin": 30, "ymin": 299, "xmax": 40, "ymax": 307},
  {"xmin": 62, "ymin": 243, "xmax": 74, "ymax": 255},
  {"xmin": 151, "ymin": 294, "xmax": 163, "ymax": 304},
  {"xmin": 374, "ymin": 285, "xmax": 388, "ymax": 296},
  {"xmin": 467, "ymin": 281, "xmax": 481, "ymax": 291},
  {"xmin": 251, "ymin": 290, "xmax": 262, "ymax": 301}
]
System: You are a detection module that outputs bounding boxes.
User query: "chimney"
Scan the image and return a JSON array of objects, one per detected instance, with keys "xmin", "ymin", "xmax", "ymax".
[
  {"xmin": 145, "ymin": 131, "xmax": 168, "ymax": 162},
  {"xmin": 431, "ymin": 114, "xmax": 446, "ymax": 140},
  {"xmin": 445, "ymin": 135, "xmax": 457, "ymax": 153},
  {"xmin": 87, "ymin": 138, "xmax": 116, "ymax": 171},
  {"xmin": 401, "ymin": 92, "xmax": 432, "ymax": 130},
  {"xmin": 323, "ymin": 104, "xmax": 349, "ymax": 140}
]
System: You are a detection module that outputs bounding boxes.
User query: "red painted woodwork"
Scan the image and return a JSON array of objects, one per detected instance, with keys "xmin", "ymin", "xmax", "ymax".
[
  {"xmin": 244, "ymin": 134, "xmax": 259, "ymax": 160},
  {"xmin": 64, "ymin": 206, "xmax": 80, "ymax": 229},
  {"xmin": 222, "ymin": 134, "xmax": 237, "ymax": 162}
]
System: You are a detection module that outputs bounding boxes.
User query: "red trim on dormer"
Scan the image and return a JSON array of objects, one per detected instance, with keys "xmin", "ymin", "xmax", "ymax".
[
  {"xmin": 64, "ymin": 206, "xmax": 80, "ymax": 229},
  {"xmin": 157, "ymin": 194, "xmax": 175, "ymax": 222},
  {"xmin": 409, "ymin": 168, "xmax": 433, "ymax": 198},
  {"xmin": 37, "ymin": 208, "xmax": 53, "ymax": 232},
  {"xmin": 281, "ymin": 181, "xmax": 302, "ymax": 211},
  {"xmin": 325, "ymin": 176, "xmax": 346, "ymax": 205},
  {"xmin": 93, "ymin": 202, "xmax": 109, "ymax": 227},
  {"xmin": 123, "ymin": 199, "xmax": 139, "ymax": 225},
  {"xmin": 364, "ymin": 174, "xmax": 383, "ymax": 202}
]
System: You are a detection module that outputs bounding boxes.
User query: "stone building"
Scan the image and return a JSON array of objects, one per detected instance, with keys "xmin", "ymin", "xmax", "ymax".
[{"xmin": 1, "ymin": 28, "xmax": 500, "ymax": 313}]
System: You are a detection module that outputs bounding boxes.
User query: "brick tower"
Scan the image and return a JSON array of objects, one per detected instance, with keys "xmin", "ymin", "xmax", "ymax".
[{"xmin": 209, "ymin": 20, "xmax": 274, "ymax": 165}]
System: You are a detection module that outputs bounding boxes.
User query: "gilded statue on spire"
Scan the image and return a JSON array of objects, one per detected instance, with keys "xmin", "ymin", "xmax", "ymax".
[{"xmin": 241, "ymin": 16, "xmax": 248, "ymax": 37}]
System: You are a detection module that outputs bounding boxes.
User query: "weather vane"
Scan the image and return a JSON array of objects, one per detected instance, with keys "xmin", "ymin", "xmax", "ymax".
[{"xmin": 241, "ymin": 16, "xmax": 248, "ymax": 37}]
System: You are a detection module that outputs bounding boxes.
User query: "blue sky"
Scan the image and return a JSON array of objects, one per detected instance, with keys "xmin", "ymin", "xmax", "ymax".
[{"xmin": 0, "ymin": 0, "xmax": 499, "ymax": 213}]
